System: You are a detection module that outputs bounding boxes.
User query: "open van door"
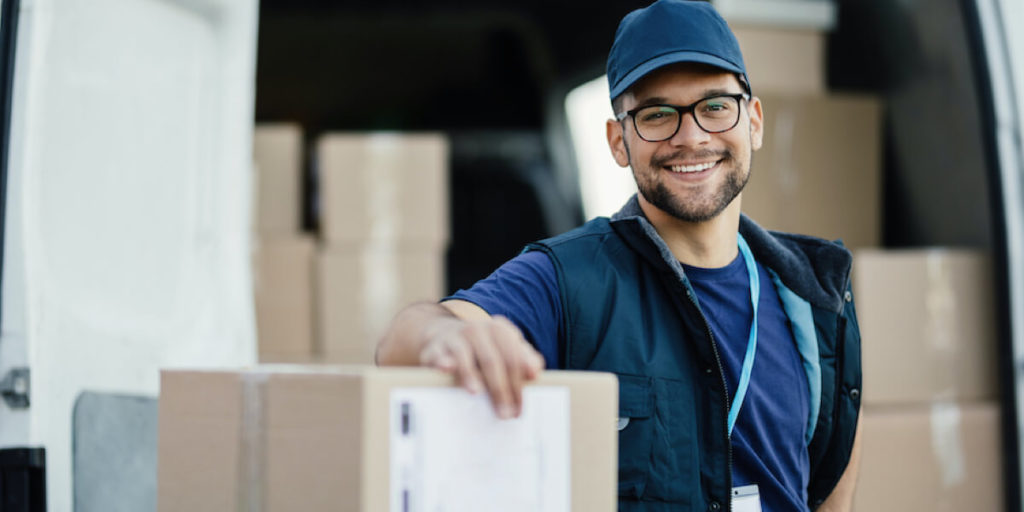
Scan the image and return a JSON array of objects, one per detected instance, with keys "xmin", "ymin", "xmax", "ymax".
[
  {"xmin": 971, "ymin": 0, "xmax": 1024, "ymax": 508},
  {"xmin": 0, "ymin": 0, "xmax": 259, "ymax": 509}
]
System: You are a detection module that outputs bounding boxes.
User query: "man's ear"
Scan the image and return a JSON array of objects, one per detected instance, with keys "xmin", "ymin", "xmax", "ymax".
[
  {"xmin": 607, "ymin": 118, "xmax": 631, "ymax": 168},
  {"xmin": 748, "ymin": 96, "xmax": 764, "ymax": 151}
]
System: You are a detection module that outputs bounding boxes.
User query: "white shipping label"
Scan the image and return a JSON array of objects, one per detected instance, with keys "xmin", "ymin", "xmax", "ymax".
[{"xmin": 390, "ymin": 387, "xmax": 571, "ymax": 512}]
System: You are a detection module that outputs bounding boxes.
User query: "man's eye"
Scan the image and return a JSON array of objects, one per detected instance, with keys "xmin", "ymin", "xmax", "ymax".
[{"xmin": 640, "ymin": 109, "xmax": 675, "ymax": 122}]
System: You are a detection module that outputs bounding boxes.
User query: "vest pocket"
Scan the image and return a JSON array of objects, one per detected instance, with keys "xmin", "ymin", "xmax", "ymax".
[{"xmin": 616, "ymin": 373, "xmax": 655, "ymax": 499}]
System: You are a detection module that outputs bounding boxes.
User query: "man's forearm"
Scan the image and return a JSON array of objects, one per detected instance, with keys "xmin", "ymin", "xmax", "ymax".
[{"xmin": 375, "ymin": 301, "xmax": 459, "ymax": 366}]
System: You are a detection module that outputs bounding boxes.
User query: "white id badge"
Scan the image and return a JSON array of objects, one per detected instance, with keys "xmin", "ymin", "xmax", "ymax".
[{"xmin": 732, "ymin": 484, "xmax": 762, "ymax": 512}]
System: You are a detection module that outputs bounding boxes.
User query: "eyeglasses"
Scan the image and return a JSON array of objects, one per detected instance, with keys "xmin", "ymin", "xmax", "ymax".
[{"xmin": 615, "ymin": 93, "xmax": 751, "ymax": 142}]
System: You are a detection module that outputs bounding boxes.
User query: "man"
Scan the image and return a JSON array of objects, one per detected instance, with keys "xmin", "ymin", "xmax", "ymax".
[{"xmin": 377, "ymin": 1, "xmax": 862, "ymax": 510}]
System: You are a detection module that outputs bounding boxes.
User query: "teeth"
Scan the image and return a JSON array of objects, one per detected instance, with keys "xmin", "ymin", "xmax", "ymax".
[{"xmin": 670, "ymin": 162, "xmax": 716, "ymax": 173}]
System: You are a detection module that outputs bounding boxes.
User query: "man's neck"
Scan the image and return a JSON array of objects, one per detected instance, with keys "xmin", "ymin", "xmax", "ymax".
[{"xmin": 638, "ymin": 195, "xmax": 742, "ymax": 268}]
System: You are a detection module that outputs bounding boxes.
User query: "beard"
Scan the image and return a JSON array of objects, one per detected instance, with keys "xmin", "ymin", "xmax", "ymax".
[{"xmin": 629, "ymin": 143, "xmax": 750, "ymax": 223}]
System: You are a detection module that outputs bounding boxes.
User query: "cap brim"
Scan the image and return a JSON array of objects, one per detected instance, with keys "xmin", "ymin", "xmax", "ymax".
[{"xmin": 609, "ymin": 51, "xmax": 745, "ymax": 99}]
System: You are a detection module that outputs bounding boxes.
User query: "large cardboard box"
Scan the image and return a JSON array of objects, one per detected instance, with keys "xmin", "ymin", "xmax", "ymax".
[
  {"xmin": 158, "ymin": 366, "xmax": 618, "ymax": 512},
  {"xmin": 742, "ymin": 93, "xmax": 882, "ymax": 250},
  {"xmin": 317, "ymin": 133, "xmax": 449, "ymax": 245},
  {"xmin": 855, "ymin": 403, "xmax": 1003, "ymax": 511},
  {"xmin": 254, "ymin": 236, "xmax": 317, "ymax": 360},
  {"xmin": 317, "ymin": 244, "xmax": 445, "ymax": 364},
  {"xmin": 853, "ymin": 249, "xmax": 998, "ymax": 405},
  {"xmin": 253, "ymin": 124, "xmax": 304, "ymax": 234},
  {"xmin": 733, "ymin": 27, "xmax": 824, "ymax": 95}
]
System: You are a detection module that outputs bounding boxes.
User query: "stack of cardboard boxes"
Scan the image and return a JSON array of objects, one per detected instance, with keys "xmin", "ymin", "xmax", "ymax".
[
  {"xmin": 315, "ymin": 133, "xmax": 449, "ymax": 364},
  {"xmin": 251, "ymin": 129, "xmax": 449, "ymax": 364},
  {"xmin": 732, "ymin": 22, "xmax": 1003, "ymax": 510},
  {"xmin": 252, "ymin": 124, "xmax": 317, "ymax": 362},
  {"xmin": 733, "ymin": 26, "xmax": 882, "ymax": 250},
  {"xmin": 852, "ymin": 250, "xmax": 1002, "ymax": 510}
]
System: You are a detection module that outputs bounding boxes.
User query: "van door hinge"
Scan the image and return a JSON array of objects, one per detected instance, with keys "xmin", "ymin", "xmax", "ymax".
[{"xmin": 1, "ymin": 368, "xmax": 30, "ymax": 408}]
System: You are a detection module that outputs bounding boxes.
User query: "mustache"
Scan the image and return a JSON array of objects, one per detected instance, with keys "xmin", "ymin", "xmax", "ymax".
[{"xmin": 650, "ymin": 149, "xmax": 730, "ymax": 168}]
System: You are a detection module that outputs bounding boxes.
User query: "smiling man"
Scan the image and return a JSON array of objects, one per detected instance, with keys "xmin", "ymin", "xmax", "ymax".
[{"xmin": 376, "ymin": 1, "xmax": 862, "ymax": 510}]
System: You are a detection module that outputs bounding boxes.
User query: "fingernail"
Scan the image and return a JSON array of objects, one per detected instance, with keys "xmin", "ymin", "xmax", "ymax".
[
  {"xmin": 467, "ymin": 380, "xmax": 483, "ymax": 394},
  {"xmin": 499, "ymin": 404, "xmax": 515, "ymax": 419}
]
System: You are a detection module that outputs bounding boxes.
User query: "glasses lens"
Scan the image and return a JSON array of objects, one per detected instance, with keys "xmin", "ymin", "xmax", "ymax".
[
  {"xmin": 634, "ymin": 105, "xmax": 680, "ymax": 141},
  {"xmin": 695, "ymin": 96, "xmax": 741, "ymax": 133}
]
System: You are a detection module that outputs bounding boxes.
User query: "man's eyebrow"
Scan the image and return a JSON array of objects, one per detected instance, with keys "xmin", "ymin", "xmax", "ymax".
[
  {"xmin": 701, "ymin": 88, "xmax": 739, "ymax": 97},
  {"xmin": 634, "ymin": 96, "xmax": 669, "ymax": 108},
  {"xmin": 633, "ymin": 89, "xmax": 745, "ymax": 109}
]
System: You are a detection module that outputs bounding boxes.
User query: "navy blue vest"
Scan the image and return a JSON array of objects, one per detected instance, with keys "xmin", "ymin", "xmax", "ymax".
[{"xmin": 526, "ymin": 202, "xmax": 861, "ymax": 511}]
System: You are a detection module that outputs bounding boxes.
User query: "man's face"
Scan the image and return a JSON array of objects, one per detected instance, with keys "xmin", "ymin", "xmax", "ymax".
[{"xmin": 606, "ymin": 64, "xmax": 763, "ymax": 223}]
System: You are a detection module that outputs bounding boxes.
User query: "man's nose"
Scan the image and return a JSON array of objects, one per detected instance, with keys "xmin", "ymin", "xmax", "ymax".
[{"xmin": 668, "ymin": 112, "xmax": 712, "ymax": 147}]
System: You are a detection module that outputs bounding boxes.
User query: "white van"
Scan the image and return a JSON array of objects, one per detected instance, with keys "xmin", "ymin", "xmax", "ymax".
[{"xmin": 2, "ymin": 0, "xmax": 1024, "ymax": 510}]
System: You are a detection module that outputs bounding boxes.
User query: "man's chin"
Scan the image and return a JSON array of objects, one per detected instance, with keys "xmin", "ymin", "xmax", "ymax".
[
  {"xmin": 642, "ymin": 197, "xmax": 718, "ymax": 224},
  {"xmin": 638, "ymin": 186, "xmax": 727, "ymax": 223}
]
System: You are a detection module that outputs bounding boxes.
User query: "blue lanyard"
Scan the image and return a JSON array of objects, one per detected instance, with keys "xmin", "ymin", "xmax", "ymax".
[{"xmin": 728, "ymin": 233, "xmax": 759, "ymax": 437}]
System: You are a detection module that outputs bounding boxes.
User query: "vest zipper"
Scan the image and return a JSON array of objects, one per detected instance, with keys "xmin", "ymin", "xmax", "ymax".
[{"xmin": 685, "ymin": 287, "xmax": 734, "ymax": 511}]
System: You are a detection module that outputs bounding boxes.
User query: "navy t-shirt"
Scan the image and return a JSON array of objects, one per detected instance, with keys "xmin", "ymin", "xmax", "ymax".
[
  {"xmin": 448, "ymin": 250, "xmax": 811, "ymax": 511},
  {"xmin": 682, "ymin": 255, "xmax": 811, "ymax": 512}
]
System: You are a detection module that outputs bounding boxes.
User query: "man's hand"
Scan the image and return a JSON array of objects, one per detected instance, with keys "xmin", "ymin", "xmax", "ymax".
[
  {"xmin": 420, "ymin": 314, "xmax": 544, "ymax": 418},
  {"xmin": 376, "ymin": 300, "xmax": 545, "ymax": 419}
]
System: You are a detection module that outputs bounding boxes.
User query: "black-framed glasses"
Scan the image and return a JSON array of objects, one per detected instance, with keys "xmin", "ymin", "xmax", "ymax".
[{"xmin": 615, "ymin": 93, "xmax": 751, "ymax": 142}]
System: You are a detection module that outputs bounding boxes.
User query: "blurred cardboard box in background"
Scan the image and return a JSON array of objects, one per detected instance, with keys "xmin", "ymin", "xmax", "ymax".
[
  {"xmin": 317, "ymin": 133, "xmax": 449, "ymax": 246},
  {"xmin": 253, "ymin": 235, "xmax": 317, "ymax": 361},
  {"xmin": 854, "ymin": 249, "xmax": 998, "ymax": 405},
  {"xmin": 158, "ymin": 366, "xmax": 618, "ymax": 512},
  {"xmin": 317, "ymin": 243, "xmax": 445, "ymax": 364},
  {"xmin": 253, "ymin": 124, "xmax": 304, "ymax": 235},
  {"xmin": 855, "ymin": 402, "xmax": 1003, "ymax": 511},
  {"xmin": 742, "ymin": 93, "xmax": 882, "ymax": 250},
  {"xmin": 733, "ymin": 27, "xmax": 824, "ymax": 95}
]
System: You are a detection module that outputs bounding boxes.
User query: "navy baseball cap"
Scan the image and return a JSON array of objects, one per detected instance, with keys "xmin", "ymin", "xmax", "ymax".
[{"xmin": 607, "ymin": 0, "xmax": 749, "ymax": 101}]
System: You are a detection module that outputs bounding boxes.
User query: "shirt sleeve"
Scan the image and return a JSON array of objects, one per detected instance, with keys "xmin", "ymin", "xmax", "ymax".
[{"xmin": 445, "ymin": 250, "xmax": 563, "ymax": 369}]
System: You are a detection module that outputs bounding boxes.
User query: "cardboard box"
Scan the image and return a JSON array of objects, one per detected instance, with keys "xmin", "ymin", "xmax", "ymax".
[
  {"xmin": 317, "ymin": 133, "xmax": 449, "ymax": 245},
  {"xmin": 158, "ymin": 366, "xmax": 618, "ymax": 512},
  {"xmin": 853, "ymin": 249, "xmax": 998, "ymax": 405},
  {"xmin": 733, "ymin": 27, "xmax": 825, "ymax": 95},
  {"xmin": 855, "ymin": 403, "xmax": 1003, "ymax": 511},
  {"xmin": 253, "ymin": 124, "xmax": 304, "ymax": 234},
  {"xmin": 742, "ymin": 93, "xmax": 882, "ymax": 250},
  {"xmin": 254, "ymin": 236, "xmax": 316, "ymax": 359},
  {"xmin": 317, "ymin": 244, "xmax": 445, "ymax": 364}
]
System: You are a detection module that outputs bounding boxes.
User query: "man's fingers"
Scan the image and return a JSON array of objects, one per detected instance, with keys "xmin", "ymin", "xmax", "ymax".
[
  {"xmin": 448, "ymin": 335, "xmax": 484, "ymax": 395},
  {"xmin": 495, "ymin": 316, "xmax": 545, "ymax": 379},
  {"xmin": 421, "ymin": 331, "xmax": 484, "ymax": 394},
  {"xmin": 418, "ymin": 342, "xmax": 443, "ymax": 367},
  {"xmin": 521, "ymin": 342, "xmax": 545, "ymax": 379},
  {"xmin": 419, "ymin": 341, "xmax": 455, "ymax": 372},
  {"xmin": 467, "ymin": 324, "xmax": 516, "ymax": 419},
  {"xmin": 491, "ymin": 317, "xmax": 529, "ymax": 415},
  {"xmin": 496, "ymin": 316, "xmax": 545, "ymax": 378}
]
